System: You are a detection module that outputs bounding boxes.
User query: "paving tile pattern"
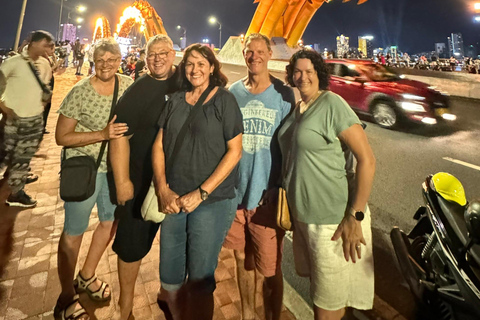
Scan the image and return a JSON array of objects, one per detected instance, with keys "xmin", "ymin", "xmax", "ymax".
[{"xmin": 0, "ymin": 67, "xmax": 296, "ymax": 320}]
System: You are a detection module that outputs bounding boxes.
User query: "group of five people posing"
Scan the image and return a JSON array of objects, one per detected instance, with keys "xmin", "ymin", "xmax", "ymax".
[{"xmin": 53, "ymin": 32, "xmax": 375, "ymax": 320}]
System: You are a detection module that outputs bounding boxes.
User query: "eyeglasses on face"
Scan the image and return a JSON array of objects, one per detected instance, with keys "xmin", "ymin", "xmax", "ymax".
[
  {"xmin": 147, "ymin": 51, "xmax": 171, "ymax": 60},
  {"xmin": 95, "ymin": 58, "xmax": 118, "ymax": 66}
]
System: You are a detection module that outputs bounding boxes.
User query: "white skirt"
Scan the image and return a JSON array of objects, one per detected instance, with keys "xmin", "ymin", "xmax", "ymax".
[{"xmin": 292, "ymin": 206, "xmax": 374, "ymax": 311}]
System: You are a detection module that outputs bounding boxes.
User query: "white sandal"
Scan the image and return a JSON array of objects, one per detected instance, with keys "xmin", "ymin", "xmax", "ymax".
[{"xmin": 73, "ymin": 273, "xmax": 111, "ymax": 302}]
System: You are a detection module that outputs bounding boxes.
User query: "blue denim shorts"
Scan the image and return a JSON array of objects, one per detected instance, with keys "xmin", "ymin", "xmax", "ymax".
[
  {"xmin": 63, "ymin": 172, "xmax": 116, "ymax": 236},
  {"xmin": 160, "ymin": 198, "xmax": 236, "ymax": 293}
]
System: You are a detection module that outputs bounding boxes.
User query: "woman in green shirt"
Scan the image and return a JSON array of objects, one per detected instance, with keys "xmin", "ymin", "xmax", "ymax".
[{"xmin": 278, "ymin": 49, "xmax": 376, "ymax": 320}]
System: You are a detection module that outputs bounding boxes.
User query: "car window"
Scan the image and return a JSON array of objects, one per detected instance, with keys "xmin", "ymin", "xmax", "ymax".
[
  {"xmin": 356, "ymin": 64, "xmax": 400, "ymax": 81},
  {"xmin": 327, "ymin": 63, "xmax": 359, "ymax": 78},
  {"xmin": 326, "ymin": 63, "xmax": 335, "ymax": 75}
]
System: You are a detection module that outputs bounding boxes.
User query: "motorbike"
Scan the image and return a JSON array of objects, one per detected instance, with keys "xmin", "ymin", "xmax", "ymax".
[{"xmin": 390, "ymin": 173, "xmax": 480, "ymax": 320}]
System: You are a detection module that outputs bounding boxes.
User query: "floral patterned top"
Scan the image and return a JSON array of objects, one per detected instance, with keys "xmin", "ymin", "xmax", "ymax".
[{"xmin": 58, "ymin": 74, "xmax": 133, "ymax": 172}]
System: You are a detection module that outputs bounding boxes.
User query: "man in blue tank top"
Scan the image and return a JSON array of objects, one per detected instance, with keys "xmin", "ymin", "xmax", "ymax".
[{"xmin": 223, "ymin": 33, "xmax": 295, "ymax": 320}]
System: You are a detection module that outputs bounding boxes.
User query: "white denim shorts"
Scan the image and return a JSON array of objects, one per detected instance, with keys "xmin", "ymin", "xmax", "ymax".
[{"xmin": 292, "ymin": 206, "xmax": 374, "ymax": 311}]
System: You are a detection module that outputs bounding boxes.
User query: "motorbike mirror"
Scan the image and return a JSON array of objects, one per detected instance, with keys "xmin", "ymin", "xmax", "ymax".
[{"xmin": 465, "ymin": 200, "xmax": 480, "ymax": 244}]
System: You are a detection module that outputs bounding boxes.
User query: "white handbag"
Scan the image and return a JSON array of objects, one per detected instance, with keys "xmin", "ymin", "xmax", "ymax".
[{"xmin": 141, "ymin": 180, "xmax": 166, "ymax": 223}]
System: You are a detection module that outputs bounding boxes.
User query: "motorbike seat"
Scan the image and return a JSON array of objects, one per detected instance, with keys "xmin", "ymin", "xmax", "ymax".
[{"xmin": 437, "ymin": 196, "xmax": 480, "ymax": 266}]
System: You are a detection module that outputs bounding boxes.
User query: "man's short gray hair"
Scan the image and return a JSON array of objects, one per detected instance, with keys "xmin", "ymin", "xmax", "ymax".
[
  {"xmin": 93, "ymin": 38, "xmax": 121, "ymax": 61},
  {"xmin": 146, "ymin": 34, "xmax": 173, "ymax": 55},
  {"xmin": 244, "ymin": 33, "xmax": 272, "ymax": 52}
]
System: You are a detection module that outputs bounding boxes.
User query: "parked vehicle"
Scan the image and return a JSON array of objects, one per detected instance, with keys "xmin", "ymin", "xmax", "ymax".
[
  {"xmin": 325, "ymin": 59, "xmax": 456, "ymax": 128},
  {"xmin": 438, "ymin": 59, "xmax": 454, "ymax": 72},
  {"xmin": 391, "ymin": 173, "xmax": 480, "ymax": 320}
]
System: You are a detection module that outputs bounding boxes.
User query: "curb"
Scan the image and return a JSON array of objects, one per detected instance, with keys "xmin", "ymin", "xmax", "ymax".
[
  {"xmin": 283, "ymin": 278, "xmax": 314, "ymax": 319},
  {"xmin": 283, "ymin": 279, "xmax": 407, "ymax": 320}
]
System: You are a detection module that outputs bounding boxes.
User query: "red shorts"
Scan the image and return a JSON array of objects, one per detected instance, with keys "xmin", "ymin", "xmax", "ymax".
[{"xmin": 223, "ymin": 202, "xmax": 285, "ymax": 277}]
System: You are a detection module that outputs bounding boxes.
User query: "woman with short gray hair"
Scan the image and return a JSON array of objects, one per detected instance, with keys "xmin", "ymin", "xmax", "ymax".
[{"xmin": 53, "ymin": 38, "xmax": 133, "ymax": 320}]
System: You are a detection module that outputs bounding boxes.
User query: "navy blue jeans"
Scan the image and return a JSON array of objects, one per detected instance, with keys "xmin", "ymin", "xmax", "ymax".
[{"xmin": 160, "ymin": 198, "xmax": 236, "ymax": 293}]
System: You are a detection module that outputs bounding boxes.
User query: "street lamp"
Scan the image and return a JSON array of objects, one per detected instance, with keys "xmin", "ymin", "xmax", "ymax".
[
  {"xmin": 208, "ymin": 16, "xmax": 222, "ymax": 49},
  {"xmin": 177, "ymin": 25, "xmax": 187, "ymax": 48},
  {"xmin": 76, "ymin": 17, "xmax": 83, "ymax": 23},
  {"xmin": 176, "ymin": 25, "xmax": 187, "ymax": 37},
  {"xmin": 13, "ymin": 0, "xmax": 28, "ymax": 51},
  {"xmin": 68, "ymin": 5, "xmax": 87, "ymax": 24},
  {"xmin": 58, "ymin": 2, "xmax": 87, "ymax": 41}
]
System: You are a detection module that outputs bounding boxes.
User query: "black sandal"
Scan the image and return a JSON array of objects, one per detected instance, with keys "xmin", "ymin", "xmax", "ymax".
[{"xmin": 53, "ymin": 294, "xmax": 89, "ymax": 320}]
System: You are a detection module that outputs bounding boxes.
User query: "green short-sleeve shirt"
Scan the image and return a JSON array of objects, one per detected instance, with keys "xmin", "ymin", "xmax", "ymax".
[
  {"xmin": 278, "ymin": 91, "xmax": 361, "ymax": 225},
  {"xmin": 58, "ymin": 74, "xmax": 133, "ymax": 172}
]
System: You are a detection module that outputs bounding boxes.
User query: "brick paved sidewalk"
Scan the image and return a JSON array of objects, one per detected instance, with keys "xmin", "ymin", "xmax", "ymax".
[{"xmin": 0, "ymin": 67, "xmax": 296, "ymax": 320}]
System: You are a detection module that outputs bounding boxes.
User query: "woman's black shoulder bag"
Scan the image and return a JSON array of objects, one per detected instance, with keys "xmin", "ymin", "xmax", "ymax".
[{"xmin": 59, "ymin": 75, "xmax": 119, "ymax": 202}]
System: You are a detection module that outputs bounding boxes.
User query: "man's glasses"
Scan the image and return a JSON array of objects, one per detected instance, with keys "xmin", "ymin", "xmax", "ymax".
[
  {"xmin": 147, "ymin": 51, "xmax": 171, "ymax": 60},
  {"xmin": 95, "ymin": 58, "xmax": 118, "ymax": 66}
]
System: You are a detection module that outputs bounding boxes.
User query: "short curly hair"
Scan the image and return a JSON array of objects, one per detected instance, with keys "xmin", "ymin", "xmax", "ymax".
[
  {"xmin": 180, "ymin": 44, "xmax": 228, "ymax": 90},
  {"xmin": 285, "ymin": 49, "xmax": 329, "ymax": 90},
  {"xmin": 93, "ymin": 38, "xmax": 121, "ymax": 61}
]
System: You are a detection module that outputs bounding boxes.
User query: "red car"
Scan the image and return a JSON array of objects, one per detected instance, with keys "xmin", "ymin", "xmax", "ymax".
[{"xmin": 325, "ymin": 59, "xmax": 456, "ymax": 128}]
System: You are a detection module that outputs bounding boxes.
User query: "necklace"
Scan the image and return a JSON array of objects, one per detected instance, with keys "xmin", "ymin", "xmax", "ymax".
[{"xmin": 299, "ymin": 90, "xmax": 323, "ymax": 114}]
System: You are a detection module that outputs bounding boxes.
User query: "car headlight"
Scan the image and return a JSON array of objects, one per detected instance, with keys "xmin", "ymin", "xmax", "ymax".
[
  {"xmin": 401, "ymin": 93, "xmax": 426, "ymax": 101},
  {"xmin": 401, "ymin": 102, "xmax": 426, "ymax": 112}
]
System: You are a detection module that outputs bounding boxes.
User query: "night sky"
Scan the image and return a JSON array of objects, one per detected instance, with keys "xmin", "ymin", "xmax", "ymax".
[{"xmin": 1, "ymin": 0, "xmax": 479, "ymax": 53}]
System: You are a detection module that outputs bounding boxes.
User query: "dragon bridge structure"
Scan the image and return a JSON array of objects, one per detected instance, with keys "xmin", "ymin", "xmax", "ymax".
[
  {"xmin": 92, "ymin": 0, "xmax": 368, "ymax": 60},
  {"xmin": 92, "ymin": 0, "xmax": 167, "ymax": 43},
  {"xmin": 246, "ymin": 0, "xmax": 368, "ymax": 48}
]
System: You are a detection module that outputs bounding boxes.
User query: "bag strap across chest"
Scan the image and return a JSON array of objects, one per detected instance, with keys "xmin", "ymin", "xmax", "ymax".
[
  {"xmin": 63, "ymin": 75, "xmax": 119, "ymax": 169},
  {"xmin": 166, "ymin": 85, "xmax": 214, "ymax": 170}
]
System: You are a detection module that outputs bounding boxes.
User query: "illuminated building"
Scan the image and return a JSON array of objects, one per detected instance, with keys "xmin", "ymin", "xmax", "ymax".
[
  {"xmin": 358, "ymin": 36, "xmax": 373, "ymax": 58},
  {"xmin": 447, "ymin": 33, "xmax": 464, "ymax": 58},
  {"xmin": 336, "ymin": 34, "xmax": 349, "ymax": 58},
  {"xmin": 60, "ymin": 23, "xmax": 76, "ymax": 43},
  {"xmin": 435, "ymin": 43, "xmax": 446, "ymax": 58}
]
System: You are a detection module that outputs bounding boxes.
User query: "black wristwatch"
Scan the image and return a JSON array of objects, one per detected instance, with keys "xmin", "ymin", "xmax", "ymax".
[
  {"xmin": 349, "ymin": 207, "xmax": 365, "ymax": 221},
  {"xmin": 199, "ymin": 187, "xmax": 209, "ymax": 201}
]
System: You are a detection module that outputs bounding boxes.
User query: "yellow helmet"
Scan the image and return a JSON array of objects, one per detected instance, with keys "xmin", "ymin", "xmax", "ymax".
[{"xmin": 432, "ymin": 172, "xmax": 467, "ymax": 206}]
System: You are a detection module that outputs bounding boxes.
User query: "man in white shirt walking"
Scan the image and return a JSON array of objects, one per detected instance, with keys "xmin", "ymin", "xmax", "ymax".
[{"xmin": 0, "ymin": 30, "xmax": 53, "ymax": 207}]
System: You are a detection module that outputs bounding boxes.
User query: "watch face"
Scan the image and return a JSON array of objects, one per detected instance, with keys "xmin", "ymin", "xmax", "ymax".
[{"xmin": 355, "ymin": 211, "xmax": 365, "ymax": 221}]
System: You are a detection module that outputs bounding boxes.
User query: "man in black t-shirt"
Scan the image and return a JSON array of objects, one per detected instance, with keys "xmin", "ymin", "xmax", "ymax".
[{"xmin": 110, "ymin": 34, "xmax": 180, "ymax": 320}]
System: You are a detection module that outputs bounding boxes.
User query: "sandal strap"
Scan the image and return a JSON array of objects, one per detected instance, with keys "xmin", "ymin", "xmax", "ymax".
[
  {"xmin": 78, "ymin": 273, "xmax": 97, "ymax": 288},
  {"xmin": 63, "ymin": 294, "xmax": 80, "ymax": 312},
  {"xmin": 89, "ymin": 281, "xmax": 108, "ymax": 298},
  {"xmin": 59, "ymin": 294, "xmax": 89, "ymax": 320},
  {"xmin": 65, "ymin": 308, "xmax": 88, "ymax": 320}
]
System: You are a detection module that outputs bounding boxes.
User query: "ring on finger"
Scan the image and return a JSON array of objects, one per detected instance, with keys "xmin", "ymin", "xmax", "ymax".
[{"xmin": 356, "ymin": 244, "xmax": 361, "ymax": 249}]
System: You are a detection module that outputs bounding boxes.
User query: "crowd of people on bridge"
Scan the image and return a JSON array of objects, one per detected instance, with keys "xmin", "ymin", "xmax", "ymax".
[{"xmin": 0, "ymin": 30, "xmax": 376, "ymax": 320}]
